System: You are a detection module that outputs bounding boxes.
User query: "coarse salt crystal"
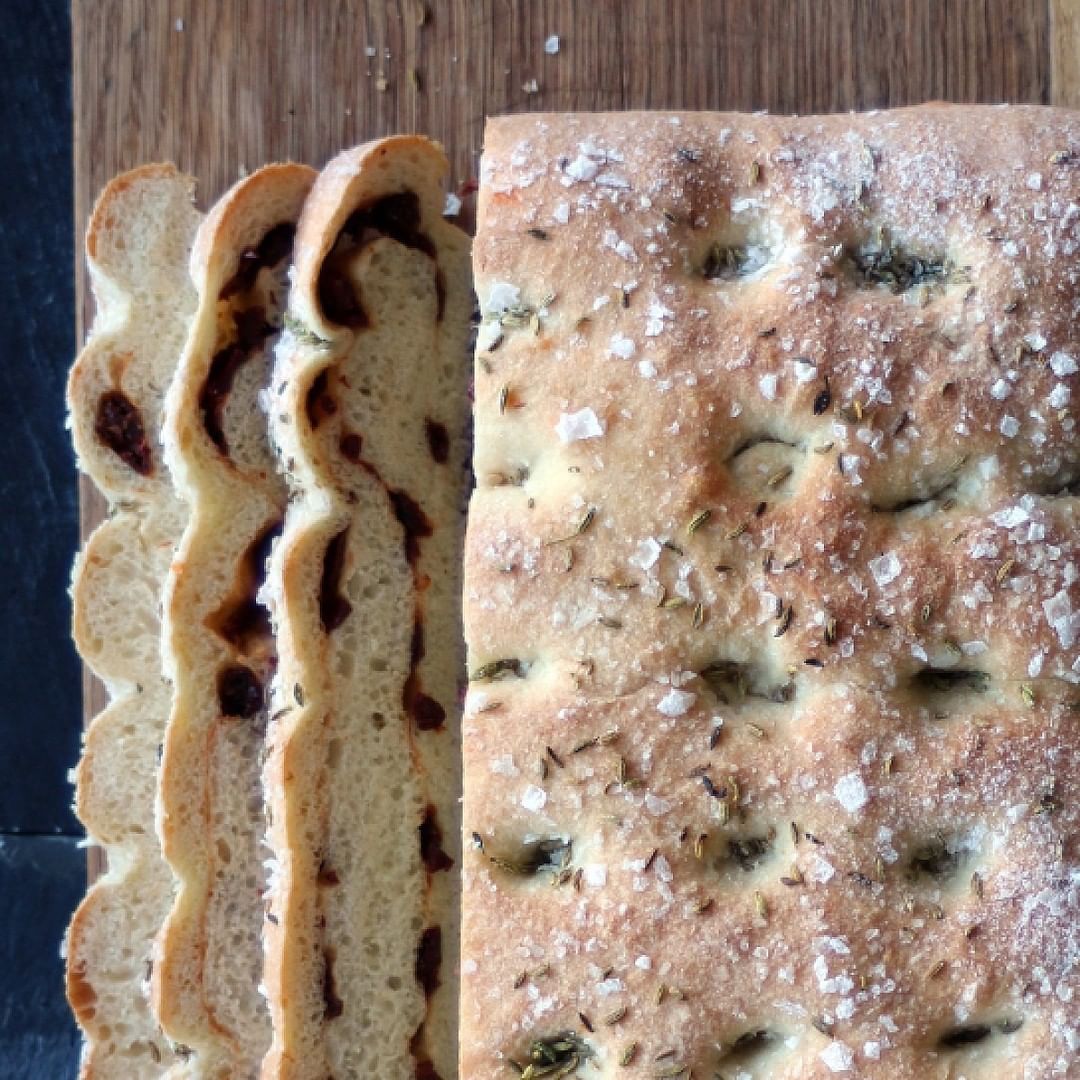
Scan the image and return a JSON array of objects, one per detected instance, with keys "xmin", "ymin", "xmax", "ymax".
[
  {"xmin": 555, "ymin": 408, "xmax": 604, "ymax": 443},
  {"xmin": 657, "ymin": 688, "xmax": 696, "ymax": 716},
  {"xmin": 462, "ymin": 959, "xmax": 478, "ymax": 975},
  {"xmin": 607, "ymin": 333, "xmax": 636, "ymax": 359},
  {"xmin": 443, "ymin": 192, "xmax": 462, "ymax": 217},
  {"xmin": 990, "ymin": 378, "xmax": 1012, "ymax": 401},
  {"xmin": 485, "ymin": 282, "xmax": 521, "ymax": 314},
  {"xmin": 630, "ymin": 537, "xmax": 662, "ymax": 571},
  {"xmin": 834, "ymin": 772, "xmax": 869, "ymax": 813},
  {"xmin": 583, "ymin": 864, "xmax": 607, "ymax": 887},
  {"xmin": 521, "ymin": 785, "xmax": 547, "ymax": 812},
  {"xmin": 1027, "ymin": 172, "xmax": 1044, "ymax": 191},
  {"xmin": 565, "ymin": 154, "xmax": 599, "ymax": 182},
  {"xmin": 1050, "ymin": 384, "xmax": 1071, "ymax": 409},
  {"xmin": 635, "ymin": 955, "xmax": 652, "ymax": 970},
  {"xmin": 869, "ymin": 553, "xmax": 901, "ymax": 588},
  {"xmin": 1024, "ymin": 332, "xmax": 1048, "ymax": 352},
  {"xmin": 991, "ymin": 504, "xmax": 1030, "ymax": 528},
  {"xmin": 1043, "ymin": 589, "xmax": 1079, "ymax": 648},
  {"xmin": 544, "ymin": 34, "xmax": 560, "ymax": 54},
  {"xmin": 820, "ymin": 1041, "xmax": 855, "ymax": 1072},
  {"xmin": 1000, "ymin": 415, "xmax": 1020, "ymax": 438},
  {"xmin": 793, "ymin": 359, "xmax": 818, "ymax": 383},
  {"xmin": 553, "ymin": 201, "xmax": 570, "ymax": 224},
  {"xmin": 1050, "ymin": 351, "xmax": 1078, "ymax": 377},
  {"xmin": 759, "ymin": 373, "xmax": 778, "ymax": 400},
  {"xmin": 638, "ymin": 359, "xmax": 657, "ymax": 379},
  {"xmin": 863, "ymin": 1041, "xmax": 881, "ymax": 1060}
]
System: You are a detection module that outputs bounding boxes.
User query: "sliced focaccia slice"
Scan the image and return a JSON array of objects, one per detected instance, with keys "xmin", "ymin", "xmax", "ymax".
[
  {"xmin": 66, "ymin": 164, "xmax": 201, "ymax": 1078},
  {"xmin": 155, "ymin": 163, "xmax": 316, "ymax": 1079},
  {"xmin": 261, "ymin": 137, "xmax": 471, "ymax": 1079}
]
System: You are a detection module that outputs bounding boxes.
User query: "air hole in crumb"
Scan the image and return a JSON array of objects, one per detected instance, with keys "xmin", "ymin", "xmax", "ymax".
[
  {"xmin": 844, "ymin": 231, "xmax": 965, "ymax": 292},
  {"xmin": 371, "ymin": 710, "xmax": 386, "ymax": 730},
  {"xmin": 485, "ymin": 464, "xmax": 530, "ymax": 488},
  {"xmin": 695, "ymin": 219, "xmax": 778, "ymax": 283},
  {"xmin": 937, "ymin": 1017, "xmax": 1023, "ymax": 1051},
  {"xmin": 911, "ymin": 668, "xmax": 990, "ymax": 694},
  {"xmin": 318, "ymin": 527, "xmax": 353, "ymax": 633},
  {"xmin": 906, "ymin": 832, "xmax": 977, "ymax": 886},
  {"xmin": 714, "ymin": 1028, "xmax": 784, "ymax": 1071},
  {"xmin": 718, "ymin": 829, "xmax": 776, "ymax": 874},
  {"xmin": 699, "ymin": 659, "xmax": 794, "ymax": 706},
  {"xmin": 480, "ymin": 835, "xmax": 572, "ymax": 879},
  {"xmin": 871, "ymin": 476, "xmax": 960, "ymax": 515},
  {"xmin": 469, "ymin": 657, "xmax": 529, "ymax": 682},
  {"xmin": 510, "ymin": 1032, "xmax": 592, "ymax": 1076},
  {"xmin": 908, "ymin": 668, "xmax": 992, "ymax": 718},
  {"xmin": 305, "ymin": 368, "xmax": 337, "ymax": 429},
  {"xmin": 727, "ymin": 435, "xmax": 803, "ymax": 499}
]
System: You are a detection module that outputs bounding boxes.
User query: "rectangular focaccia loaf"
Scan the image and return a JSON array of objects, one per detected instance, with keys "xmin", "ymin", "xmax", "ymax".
[{"xmin": 462, "ymin": 108, "xmax": 1080, "ymax": 1079}]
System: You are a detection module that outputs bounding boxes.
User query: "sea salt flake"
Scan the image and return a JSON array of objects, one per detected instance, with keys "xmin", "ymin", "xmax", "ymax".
[
  {"xmin": 834, "ymin": 772, "xmax": 869, "ymax": 813},
  {"xmin": 991, "ymin": 504, "xmax": 1030, "ymax": 528},
  {"xmin": 485, "ymin": 282, "xmax": 521, "ymax": 314},
  {"xmin": 657, "ymin": 688, "xmax": 696, "ymax": 716},
  {"xmin": 607, "ymin": 333, "xmax": 636, "ymax": 359},
  {"xmin": 565, "ymin": 154, "xmax": 599, "ymax": 182},
  {"xmin": 555, "ymin": 408, "xmax": 604, "ymax": 443},
  {"xmin": 630, "ymin": 537, "xmax": 662, "ymax": 571},
  {"xmin": 1050, "ymin": 351, "xmax": 1078, "ymax": 377},
  {"xmin": 869, "ymin": 553, "xmax": 901, "ymax": 588},
  {"xmin": 1043, "ymin": 589, "xmax": 1079, "ymax": 648},
  {"xmin": 521, "ymin": 785, "xmax": 547, "ymax": 812},
  {"xmin": 583, "ymin": 864, "xmax": 607, "ymax": 887},
  {"xmin": 820, "ymin": 1041, "xmax": 855, "ymax": 1072}
]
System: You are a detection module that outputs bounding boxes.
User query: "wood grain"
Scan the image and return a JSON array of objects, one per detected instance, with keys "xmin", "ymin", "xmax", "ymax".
[
  {"xmin": 74, "ymin": 0, "xmax": 1065, "ymax": 810},
  {"xmin": 1052, "ymin": 0, "xmax": 1080, "ymax": 106}
]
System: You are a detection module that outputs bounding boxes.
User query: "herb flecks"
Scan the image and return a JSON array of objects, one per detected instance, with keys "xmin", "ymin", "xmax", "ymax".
[
  {"xmin": 470, "ymin": 658, "xmax": 526, "ymax": 682},
  {"xmin": 848, "ymin": 232, "xmax": 964, "ymax": 292}
]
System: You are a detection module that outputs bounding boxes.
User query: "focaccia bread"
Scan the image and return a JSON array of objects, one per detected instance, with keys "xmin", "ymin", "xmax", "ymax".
[
  {"xmin": 155, "ymin": 163, "xmax": 315, "ymax": 1078},
  {"xmin": 462, "ymin": 108, "xmax": 1080, "ymax": 1078},
  {"xmin": 66, "ymin": 164, "xmax": 202, "ymax": 1077},
  {"xmin": 261, "ymin": 137, "xmax": 471, "ymax": 1078}
]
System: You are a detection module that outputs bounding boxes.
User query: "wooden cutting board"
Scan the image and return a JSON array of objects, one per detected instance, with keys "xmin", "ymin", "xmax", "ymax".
[{"xmin": 74, "ymin": 0, "xmax": 1080, "ymax": 735}]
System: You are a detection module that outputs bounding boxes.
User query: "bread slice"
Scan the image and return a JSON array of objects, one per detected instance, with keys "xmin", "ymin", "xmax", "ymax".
[
  {"xmin": 261, "ymin": 138, "xmax": 471, "ymax": 1079},
  {"xmin": 65, "ymin": 164, "xmax": 202, "ymax": 1077},
  {"xmin": 461, "ymin": 108, "xmax": 1080, "ymax": 1078},
  {"xmin": 154, "ymin": 163, "xmax": 316, "ymax": 1078}
]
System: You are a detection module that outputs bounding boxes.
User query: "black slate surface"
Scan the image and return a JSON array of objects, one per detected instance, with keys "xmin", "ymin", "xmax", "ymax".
[{"xmin": 0, "ymin": 0, "xmax": 83, "ymax": 1075}]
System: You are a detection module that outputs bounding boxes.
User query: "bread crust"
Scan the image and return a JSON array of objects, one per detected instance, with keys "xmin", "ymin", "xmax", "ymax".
[
  {"xmin": 155, "ymin": 162, "xmax": 315, "ymax": 1079},
  {"xmin": 65, "ymin": 164, "xmax": 201, "ymax": 1079},
  {"xmin": 462, "ymin": 107, "xmax": 1080, "ymax": 1078}
]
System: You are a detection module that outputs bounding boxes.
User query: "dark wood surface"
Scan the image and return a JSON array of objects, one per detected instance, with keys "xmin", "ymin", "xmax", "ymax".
[{"xmin": 73, "ymin": 0, "xmax": 1078, "ymax": 873}]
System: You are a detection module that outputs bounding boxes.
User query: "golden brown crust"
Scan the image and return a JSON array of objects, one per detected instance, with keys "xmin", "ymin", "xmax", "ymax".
[{"xmin": 462, "ymin": 107, "xmax": 1080, "ymax": 1078}]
